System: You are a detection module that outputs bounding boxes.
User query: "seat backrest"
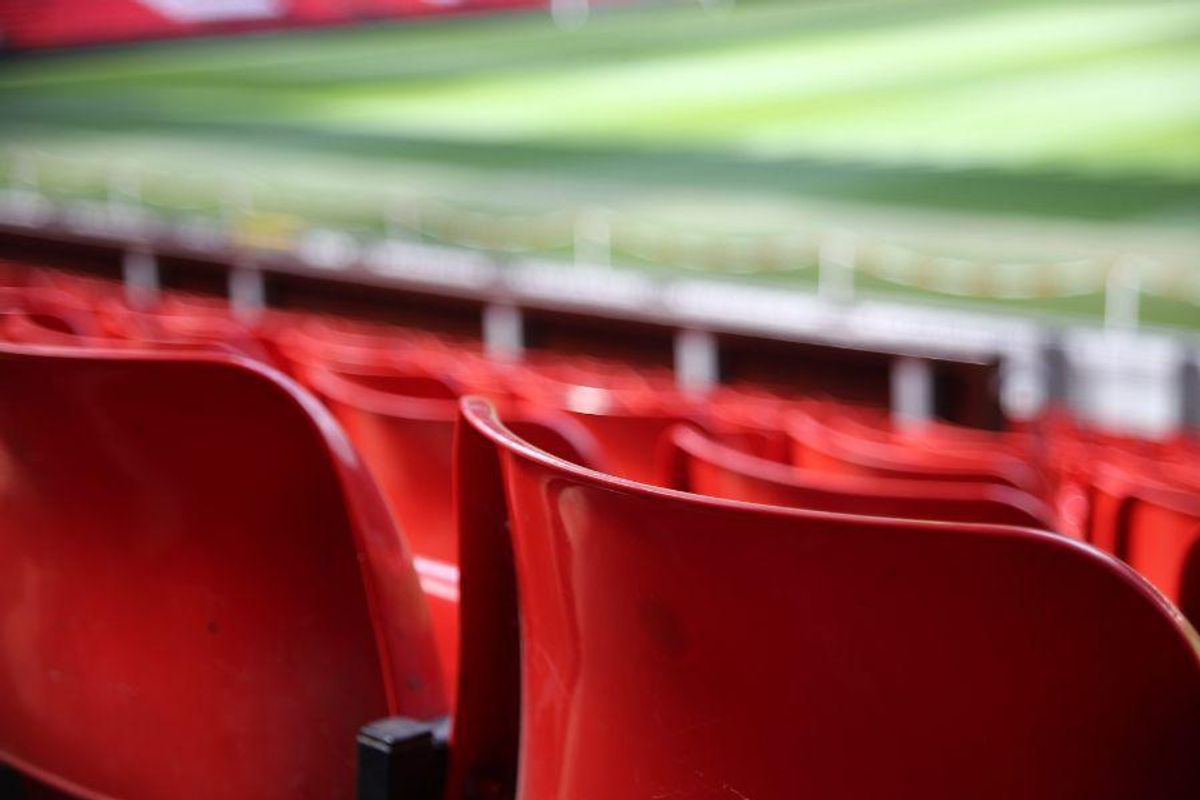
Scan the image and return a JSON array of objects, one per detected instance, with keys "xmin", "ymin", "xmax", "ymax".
[
  {"xmin": 507, "ymin": 367, "xmax": 697, "ymax": 484},
  {"xmin": 0, "ymin": 286, "xmax": 98, "ymax": 337},
  {"xmin": 117, "ymin": 304, "xmax": 280, "ymax": 367},
  {"xmin": 0, "ymin": 345, "xmax": 445, "ymax": 800},
  {"xmin": 268, "ymin": 320, "xmax": 397, "ymax": 379},
  {"xmin": 1, "ymin": 310, "xmax": 94, "ymax": 345},
  {"xmin": 338, "ymin": 369, "xmax": 462, "ymax": 400},
  {"xmin": 565, "ymin": 410, "xmax": 692, "ymax": 484},
  {"xmin": 790, "ymin": 410, "xmax": 1043, "ymax": 495},
  {"xmin": 453, "ymin": 396, "xmax": 1200, "ymax": 800},
  {"xmin": 662, "ymin": 426, "xmax": 1055, "ymax": 529},
  {"xmin": 302, "ymin": 363, "xmax": 605, "ymax": 697},
  {"xmin": 305, "ymin": 364, "xmax": 605, "ymax": 563},
  {"xmin": 1090, "ymin": 467, "xmax": 1200, "ymax": 626}
]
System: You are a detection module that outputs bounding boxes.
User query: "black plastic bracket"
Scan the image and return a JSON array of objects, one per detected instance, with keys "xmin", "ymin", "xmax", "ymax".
[
  {"xmin": 356, "ymin": 716, "xmax": 451, "ymax": 800},
  {"xmin": 0, "ymin": 762, "xmax": 27, "ymax": 799}
]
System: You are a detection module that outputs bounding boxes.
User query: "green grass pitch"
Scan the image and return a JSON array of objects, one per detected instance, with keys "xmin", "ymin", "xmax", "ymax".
[{"xmin": 0, "ymin": 0, "xmax": 1198, "ymax": 327}]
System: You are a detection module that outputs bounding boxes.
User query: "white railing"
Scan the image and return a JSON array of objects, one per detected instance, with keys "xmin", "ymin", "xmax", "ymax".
[{"xmin": 1, "ymin": 184, "xmax": 1195, "ymax": 437}]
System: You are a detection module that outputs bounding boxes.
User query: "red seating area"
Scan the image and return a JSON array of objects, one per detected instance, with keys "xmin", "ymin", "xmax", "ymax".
[
  {"xmin": 1, "ymin": 261, "xmax": 1198, "ymax": 798},
  {"xmin": 455, "ymin": 398, "xmax": 1200, "ymax": 800}
]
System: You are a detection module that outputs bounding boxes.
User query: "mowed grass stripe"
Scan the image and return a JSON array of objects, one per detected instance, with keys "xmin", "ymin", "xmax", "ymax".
[
  {"xmin": 3, "ymin": 0, "xmax": 1196, "ymax": 179},
  {"xmin": 308, "ymin": 1, "xmax": 1197, "ymax": 144},
  {"xmin": 0, "ymin": 0, "xmax": 996, "ymax": 88}
]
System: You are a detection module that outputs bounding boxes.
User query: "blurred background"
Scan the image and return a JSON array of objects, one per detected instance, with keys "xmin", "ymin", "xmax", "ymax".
[{"xmin": 1, "ymin": 0, "xmax": 1198, "ymax": 432}]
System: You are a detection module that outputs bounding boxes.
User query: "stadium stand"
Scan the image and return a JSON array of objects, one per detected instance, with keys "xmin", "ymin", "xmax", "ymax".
[
  {"xmin": 2, "ymin": 0, "xmax": 1198, "ymax": 793},
  {"xmin": 0, "ymin": 0, "xmax": 546, "ymax": 50},
  {"xmin": 0, "ymin": 261, "xmax": 1198, "ymax": 798}
]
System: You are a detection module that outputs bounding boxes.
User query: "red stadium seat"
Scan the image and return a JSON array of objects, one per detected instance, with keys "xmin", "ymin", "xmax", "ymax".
[
  {"xmin": 98, "ymin": 296, "xmax": 281, "ymax": 366},
  {"xmin": 791, "ymin": 409, "xmax": 1045, "ymax": 496},
  {"xmin": 270, "ymin": 315, "xmax": 508, "ymax": 396},
  {"xmin": 706, "ymin": 385, "xmax": 795, "ymax": 462},
  {"xmin": 452, "ymin": 396, "xmax": 1200, "ymax": 800},
  {"xmin": 1088, "ymin": 465, "xmax": 1200, "ymax": 625},
  {"xmin": 505, "ymin": 355, "xmax": 702, "ymax": 483},
  {"xmin": 562, "ymin": 407, "xmax": 694, "ymax": 484},
  {"xmin": 509, "ymin": 374, "xmax": 695, "ymax": 483},
  {"xmin": 1, "ymin": 310, "xmax": 95, "ymax": 346},
  {"xmin": 313, "ymin": 362, "xmax": 462, "ymax": 401},
  {"xmin": 0, "ymin": 344, "xmax": 446, "ymax": 800},
  {"xmin": 662, "ymin": 425, "xmax": 1055, "ymax": 529},
  {"xmin": 269, "ymin": 318, "xmax": 414, "ymax": 378},
  {"xmin": 302, "ymin": 363, "xmax": 605, "ymax": 697},
  {"xmin": 0, "ymin": 286, "xmax": 100, "ymax": 338}
]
